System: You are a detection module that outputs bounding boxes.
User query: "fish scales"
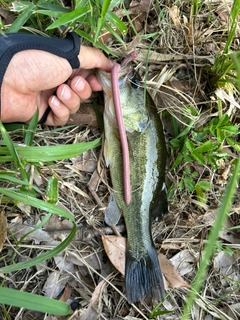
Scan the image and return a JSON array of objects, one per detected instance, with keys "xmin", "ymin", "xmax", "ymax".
[{"xmin": 96, "ymin": 64, "xmax": 167, "ymax": 303}]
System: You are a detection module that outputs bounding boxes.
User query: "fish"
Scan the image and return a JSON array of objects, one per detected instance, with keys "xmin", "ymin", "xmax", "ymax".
[{"xmin": 96, "ymin": 56, "xmax": 168, "ymax": 304}]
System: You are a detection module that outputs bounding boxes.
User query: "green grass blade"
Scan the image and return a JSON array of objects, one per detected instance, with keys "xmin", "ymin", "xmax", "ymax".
[
  {"xmin": 1, "ymin": 123, "xmax": 28, "ymax": 131},
  {"xmin": 104, "ymin": 22, "xmax": 126, "ymax": 47},
  {"xmin": 0, "ymin": 175, "xmax": 41, "ymax": 193},
  {"xmin": 95, "ymin": 16, "xmax": 105, "ymax": 42},
  {"xmin": 101, "ymin": 0, "xmax": 111, "ymax": 17},
  {"xmin": 46, "ymin": 177, "xmax": 59, "ymax": 204},
  {"xmin": 0, "ymin": 137, "xmax": 101, "ymax": 162},
  {"xmin": 36, "ymin": 2, "xmax": 70, "ymax": 12},
  {"xmin": 46, "ymin": 7, "xmax": 90, "ymax": 29},
  {"xmin": 76, "ymin": 29, "xmax": 113, "ymax": 54},
  {"xmin": 180, "ymin": 157, "xmax": 240, "ymax": 319},
  {"xmin": 34, "ymin": 10, "xmax": 66, "ymax": 19},
  {"xmin": 24, "ymin": 110, "xmax": 39, "ymax": 146},
  {"xmin": 106, "ymin": 11, "xmax": 127, "ymax": 35},
  {"xmin": 0, "ymin": 189, "xmax": 76, "ymax": 273},
  {"xmin": 0, "ymin": 224, "xmax": 76, "ymax": 273},
  {"xmin": 8, "ymin": 2, "xmax": 35, "ymax": 32},
  {"xmin": 0, "ymin": 122, "xmax": 28, "ymax": 181},
  {"xmin": 0, "ymin": 287, "xmax": 70, "ymax": 315},
  {"xmin": 224, "ymin": 0, "xmax": 240, "ymax": 55},
  {"xmin": 0, "ymin": 189, "xmax": 75, "ymax": 221}
]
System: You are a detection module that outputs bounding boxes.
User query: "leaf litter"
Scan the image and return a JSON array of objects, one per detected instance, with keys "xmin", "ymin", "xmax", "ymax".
[{"xmin": 1, "ymin": 0, "xmax": 240, "ymax": 319}]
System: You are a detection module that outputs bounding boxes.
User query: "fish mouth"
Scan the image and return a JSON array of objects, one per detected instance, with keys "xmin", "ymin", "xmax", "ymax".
[
  {"xmin": 118, "ymin": 51, "xmax": 138, "ymax": 84},
  {"xmin": 121, "ymin": 51, "xmax": 138, "ymax": 68},
  {"xmin": 96, "ymin": 51, "xmax": 138, "ymax": 87},
  {"xmin": 117, "ymin": 65, "xmax": 133, "ymax": 86}
]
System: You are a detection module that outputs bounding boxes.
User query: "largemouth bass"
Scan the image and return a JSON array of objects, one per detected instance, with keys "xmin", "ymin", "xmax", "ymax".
[{"xmin": 96, "ymin": 57, "xmax": 168, "ymax": 303}]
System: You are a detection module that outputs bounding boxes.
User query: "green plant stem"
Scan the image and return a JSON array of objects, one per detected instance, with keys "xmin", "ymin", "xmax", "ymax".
[
  {"xmin": 223, "ymin": 0, "xmax": 240, "ymax": 55},
  {"xmin": 181, "ymin": 157, "xmax": 240, "ymax": 319}
]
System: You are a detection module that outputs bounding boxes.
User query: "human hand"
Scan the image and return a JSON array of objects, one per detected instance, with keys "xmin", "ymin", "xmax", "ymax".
[{"xmin": 1, "ymin": 45, "xmax": 113, "ymax": 125}]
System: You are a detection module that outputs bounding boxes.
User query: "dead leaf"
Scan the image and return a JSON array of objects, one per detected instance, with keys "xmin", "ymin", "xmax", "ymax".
[
  {"xmin": 215, "ymin": 7, "xmax": 229, "ymax": 22},
  {"xmin": 59, "ymin": 283, "xmax": 72, "ymax": 302},
  {"xmin": 170, "ymin": 249, "xmax": 196, "ymax": 276},
  {"xmin": 213, "ymin": 251, "xmax": 240, "ymax": 286},
  {"xmin": 43, "ymin": 271, "xmax": 71, "ymax": 298},
  {"xmin": 202, "ymin": 210, "xmax": 240, "ymax": 245},
  {"xmin": 87, "ymin": 170, "xmax": 104, "ymax": 208},
  {"xmin": 58, "ymin": 250, "xmax": 102, "ymax": 271},
  {"xmin": 9, "ymin": 223, "xmax": 57, "ymax": 244},
  {"xmin": 159, "ymin": 253, "xmax": 191, "ymax": 289},
  {"xmin": 129, "ymin": 0, "xmax": 150, "ymax": 14},
  {"xmin": 71, "ymin": 149, "xmax": 97, "ymax": 173},
  {"xmin": 0, "ymin": 8, "xmax": 16, "ymax": 24},
  {"xmin": 25, "ymin": 164, "xmax": 43, "ymax": 186},
  {"xmin": 67, "ymin": 103, "xmax": 102, "ymax": 127},
  {"xmin": 87, "ymin": 169, "xmax": 101, "ymax": 191},
  {"xmin": 16, "ymin": 202, "xmax": 31, "ymax": 216},
  {"xmin": 44, "ymin": 213, "xmax": 73, "ymax": 232},
  {"xmin": 0, "ymin": 210, "xmax": 7, "ymax": 252},
  {"xmin": 169, "ymin": 5, "xmax": 181, "ymax": 27},
  {"xmin": 101, "ymin": 235, "xmax": 126, "ymax": 275},
  {"xmin": 54, "ymin": 254, "xmax": 75, "ymax": 273}
]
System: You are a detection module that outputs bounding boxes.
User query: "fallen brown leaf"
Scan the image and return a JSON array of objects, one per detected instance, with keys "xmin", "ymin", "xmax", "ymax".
[
  {"xmin": 170, "ymin": 249, "xmax": 196, "ymax": 276},
  {"xmin": 43, "ymin": 272, "xmax": 73, "ymax": 300},
  {"xmin": 102, "ymin": 235, "xmax": 126, "ymax": 275},
  {"xmin": 215, "ymin": 7, "xmax": 229, "ymax": 22},
  {"xmin": 59, "ymin": 283, "xmax": 72, "ymax": 302},
  {"xmin": 67, "ymin": 104, "xmax": 102, "ymax": 127},
  {"xmin": 9, "ymin": 223, "xmax": 56, "ymax": 244},
  {"xmin": 71, "ymin": 149, "xmax": 97, "ymax": 173},
  {"xmin": 159, "ymin": 254, "xmax": 191, "ymax": 289},
  {"xmin": 213, "ymin": 251, "xmax": 240, "ymax": 286}
]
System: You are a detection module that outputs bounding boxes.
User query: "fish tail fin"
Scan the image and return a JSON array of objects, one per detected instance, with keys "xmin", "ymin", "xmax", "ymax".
[{"xmin": 125, "ymin": 246, "xmax": 165, "ymax": 303}]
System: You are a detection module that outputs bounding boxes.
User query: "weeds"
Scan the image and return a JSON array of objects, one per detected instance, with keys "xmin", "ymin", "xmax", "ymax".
[{"xmin": 0, "ymin": 116, "xmax": 99, "ymax": 315}]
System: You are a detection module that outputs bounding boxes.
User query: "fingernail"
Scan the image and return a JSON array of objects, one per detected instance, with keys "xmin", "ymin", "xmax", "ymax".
[
  {"xmin": 61, "ymin": 85, "xmax": 71, "ymax": 99},
  {"xmin": 74, "ymin": 77, "xmax": 84, "ymax": 91},
  {"xmin": 51, "ymin": 96, "xmax": 60, "ymax": 107}
]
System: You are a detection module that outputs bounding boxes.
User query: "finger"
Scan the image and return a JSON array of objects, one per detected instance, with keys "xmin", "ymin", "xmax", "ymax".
[
  {"xmin": 56, "ymin": 84, "xmax": 81, "ymax": 114},
  {"xmin": 70, "ymin": 76, "xmax": 93, "ymax": 100},
  {"xmin": 79, "ymin": 45, "xmax": 114, "ymax": 72},
  {"xmin": 46, "ymin": 97, "xmax": 71, "ymax": 126},
  {"xmin": 71, "ymin": 71, "xmax": 104, "ymax": 91},
  {"xmin": 85, "ymin": 74, "xmax": 103, "ymax": 91}
]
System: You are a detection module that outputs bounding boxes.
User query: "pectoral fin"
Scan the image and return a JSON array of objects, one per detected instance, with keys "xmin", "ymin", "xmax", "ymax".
[{"xmin": 105, "ymin": 192, "xmax": 122, "ymax": 226}]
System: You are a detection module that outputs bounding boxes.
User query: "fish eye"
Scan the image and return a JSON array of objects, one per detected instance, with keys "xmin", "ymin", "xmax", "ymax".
[{"xmin": 130, "ymin": 77, "xmax": 141, "ymax": 89}]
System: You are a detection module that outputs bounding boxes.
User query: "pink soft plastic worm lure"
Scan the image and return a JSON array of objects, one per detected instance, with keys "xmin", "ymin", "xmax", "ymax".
[{"xmin": 111, "ymin": 51, "xmax": 138, "ymax": 205}]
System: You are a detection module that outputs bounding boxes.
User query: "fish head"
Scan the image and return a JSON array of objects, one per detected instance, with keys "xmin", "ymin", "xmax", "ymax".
[{"xmin": 96, "ymin": 61, "xmax": 148, "ymax": 133}]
